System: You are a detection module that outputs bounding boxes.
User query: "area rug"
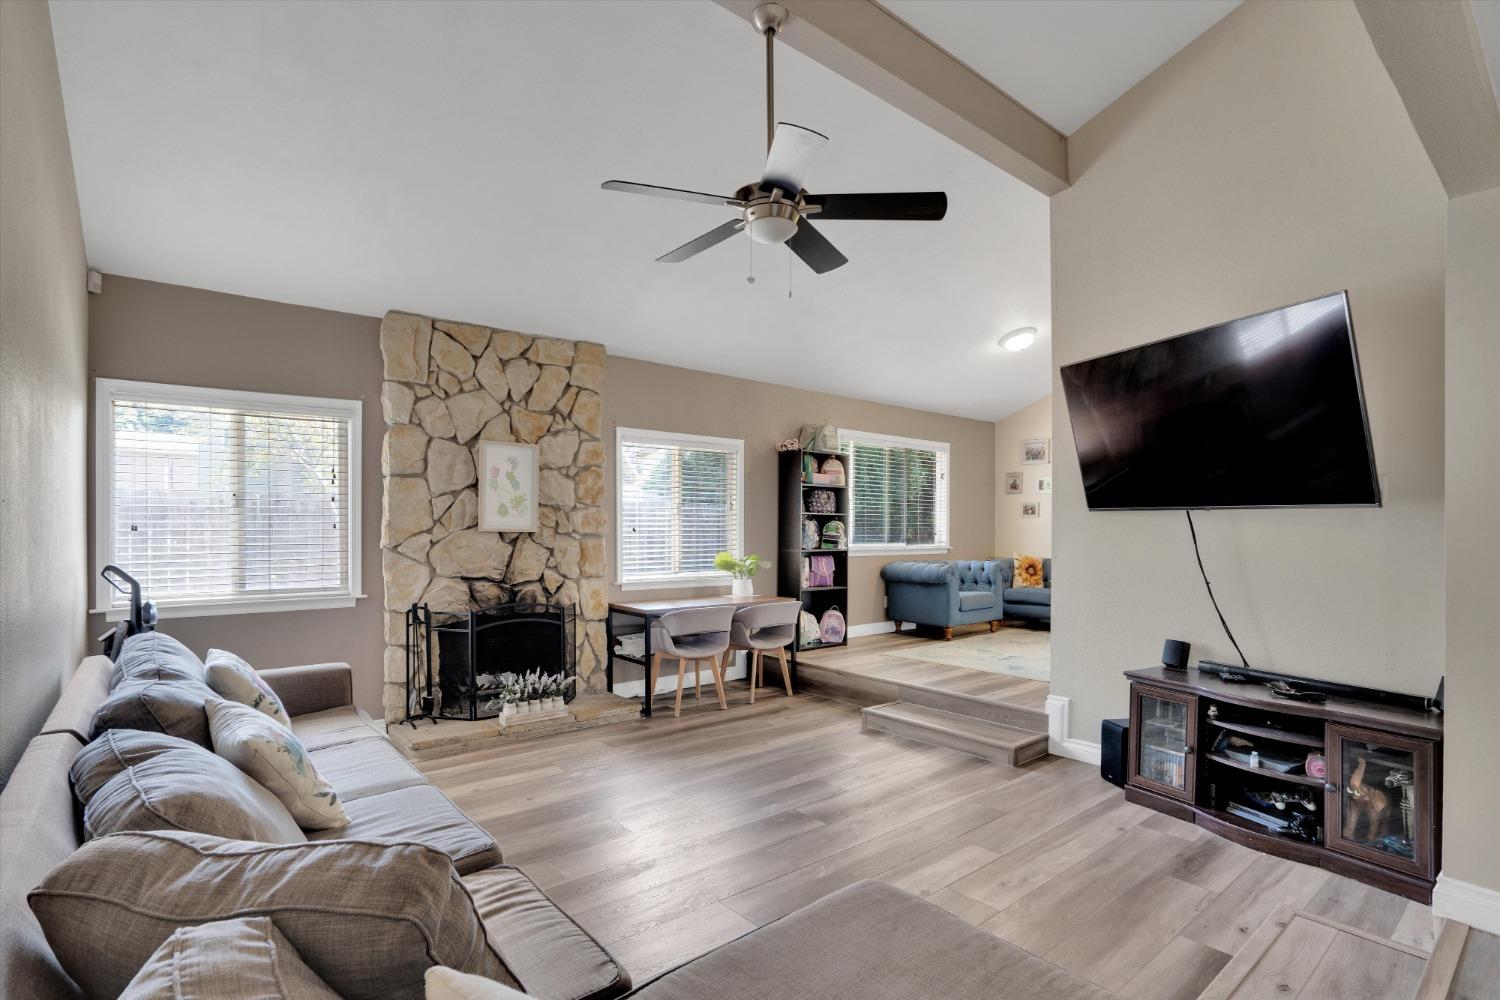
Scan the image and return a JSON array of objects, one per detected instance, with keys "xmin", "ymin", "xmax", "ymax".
[{"xmin": 882, "ymin": 628, "xmax": 1051, "ymax": 681}]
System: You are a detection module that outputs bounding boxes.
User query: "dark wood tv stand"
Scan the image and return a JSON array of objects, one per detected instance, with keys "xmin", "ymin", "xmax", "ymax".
[{"xmin": 1124, "ymin": 666, "xmax": 1442, "ymax": 903}]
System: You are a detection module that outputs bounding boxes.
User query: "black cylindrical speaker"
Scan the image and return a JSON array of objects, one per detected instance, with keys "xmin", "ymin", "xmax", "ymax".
[{"xmin": 1162, "ymin": 639, "xmax": 1190, "ymax": 670}]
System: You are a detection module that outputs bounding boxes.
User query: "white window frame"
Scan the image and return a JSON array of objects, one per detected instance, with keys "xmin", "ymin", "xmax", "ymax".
[
  {"xmin": 93, "ymin": 378, "xmax": 364, "ymax": 620},
  {"xmin": 839, "ymin": 428, "xmax": 952, "ymax": 557},
  {"xmin": 615, "ymin": 427, "xmax": 745, "ymax": 591}
]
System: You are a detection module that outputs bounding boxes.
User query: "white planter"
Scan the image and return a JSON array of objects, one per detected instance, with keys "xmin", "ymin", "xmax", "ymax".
[
  {"xmin": 731, "ymin": 578, "xmax": 754, "ymax": 597},
  {"xmin": 501, "ymin": 703, "xmax": 517, "ymax": 719},
  {"xmin": 528, "ymin": 699, "xmax": 541, "ymax": 714},
  {"xmin": 547, "ymin": 696, "xmax": 561, "ymax": 711}
]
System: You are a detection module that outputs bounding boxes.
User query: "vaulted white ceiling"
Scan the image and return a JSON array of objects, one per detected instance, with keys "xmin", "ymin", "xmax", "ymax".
[{"xmin": 880, "ymin": 0, "xmax": 1242, "ymax": 135}]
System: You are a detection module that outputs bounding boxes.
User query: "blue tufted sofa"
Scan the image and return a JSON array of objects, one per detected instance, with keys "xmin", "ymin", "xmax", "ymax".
[
  {"xmin": 880, "ymin": 560, "xmax": 1005, "ymax": 639},
  {"xmin": 991, "ymin": 556, "xmax": 1051, "ymax": 627}
]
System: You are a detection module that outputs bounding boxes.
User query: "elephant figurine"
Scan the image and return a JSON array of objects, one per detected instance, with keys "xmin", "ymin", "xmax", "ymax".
[{"xmin": 1344, "ymin": 756, "xmax": 1392, "ymax": 841}]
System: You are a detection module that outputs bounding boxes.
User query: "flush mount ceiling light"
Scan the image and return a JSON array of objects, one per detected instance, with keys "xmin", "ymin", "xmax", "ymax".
[{"xmin": 1001, "ymin": 327, "xmax": 1037, "ymax": 352}]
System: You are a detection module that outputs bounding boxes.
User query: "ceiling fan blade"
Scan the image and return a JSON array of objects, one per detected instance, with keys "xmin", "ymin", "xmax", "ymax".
[
  {"xmin": 760, "ymin": 123, "xmax": 829, "ymax": 196},
  {"xmin": 785, "ymin": 219, "xmax": 847, "ymax": 274},
  {"xmin": 602, "ymin": 180, "xmax": 746, "ymax": 208},
  {"xmin": 656, "ymin": 220, "xmax": 745, "ymax": 263},
  {"xmin": 804, "ymin": 192, "xmax": 948, "ymax": 221}
]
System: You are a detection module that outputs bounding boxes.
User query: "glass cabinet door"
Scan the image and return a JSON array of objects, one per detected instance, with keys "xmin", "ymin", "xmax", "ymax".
[
  {"xmin": 1130, "ymin": 685, "xmax": 1197, "ymax": 801},
  {"xmin": 1326, "ymin": 725, "xmax": 1435, "ymax": 879}
]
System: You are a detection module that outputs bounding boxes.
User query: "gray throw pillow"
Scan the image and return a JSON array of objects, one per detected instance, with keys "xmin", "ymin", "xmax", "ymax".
[
  {"xmin": 92, "ymin": 676, "xmax": 215, "ymax": 747},
  {"xmin": 81, "ymin": 745, "xmax": 306, "ymax": 844},
  {"xmin": 110, "ymin": 631, "xmax": 206, "ymax": 689},
  {"xmin": 70, "ymin": 728, "xmax": 198, "ymax": 803},
  {"xmin": 119, "ymin": 916, "xmax": 341, "ymax": 999},
  {"xmin": 29, "ymin": 831, "xmax": 515, "ymax": 1000}
]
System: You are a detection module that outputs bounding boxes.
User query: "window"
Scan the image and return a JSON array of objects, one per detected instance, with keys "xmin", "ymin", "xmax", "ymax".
[
  {"xmin": 616, "ymin": 428, "xmax": 743, "ymax": 588},
  {"xmin": 94, "ymin": 379, "xmax": 362, "ymax": 619},
  {"xmin": 839, "ymin": 430, "xmax": 950, "ymax": 553}
]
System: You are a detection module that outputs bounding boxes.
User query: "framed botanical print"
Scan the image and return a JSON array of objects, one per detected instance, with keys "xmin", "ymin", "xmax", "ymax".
[{"xmin": 479, "ymin": 442, "xmax": 539, "ymax": 532}]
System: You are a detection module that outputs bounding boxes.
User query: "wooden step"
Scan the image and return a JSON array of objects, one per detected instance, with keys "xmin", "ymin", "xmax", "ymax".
[
  {"xmin": 895, "ymin": 680, "xmax": 1047, "ymax": 733},
  {"xmin": 861, "ymin": 702, "xmax": 1049, "ymax": 766}
]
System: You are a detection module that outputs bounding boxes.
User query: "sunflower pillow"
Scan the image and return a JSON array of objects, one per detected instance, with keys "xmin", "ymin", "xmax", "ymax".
[{"xmin": 1012, "ymin": 554, "xmax": 1045, "ymax": 589}]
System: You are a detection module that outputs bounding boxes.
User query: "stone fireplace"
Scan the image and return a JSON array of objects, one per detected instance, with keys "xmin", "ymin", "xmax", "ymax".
[{"xmin": 378, "ymin": 311, "xmax": 608, "ymax": 724}]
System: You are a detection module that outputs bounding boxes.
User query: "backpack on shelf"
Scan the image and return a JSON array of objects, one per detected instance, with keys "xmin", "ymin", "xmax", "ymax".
[
  {"xmin": 802, "ymin": 517, "xmax": 821, "ymax": 550},
  {"xmin": 819, "ymin": 607, "xmax": 847, "ymax": 644},
  {"xmin": 819, "ymin": 456, "xmax": 846, "ymax": 486},
  {"xmin": 821, "ymin": 520, "xmax": 846, "ymax": 549},
  {"xmin": 800, "ymin": 557, "xmax": 810, "ymax": 589},
  {"xmin": 798, "ymin": 423, "xmax": 840, "ymax": 453},
  {"xmin": 799, "ymin": 611, "xmax": 822, "ymax": 647},
  {"xmin": 807, "ymin": 489, "xmax": 837, "ymax": 514},
  {"xmin": 801, "ymin": 453, "xmax": 820, "ymax": 482},
  {"xmin": 806, "ymin": 555, "xmax": 835, "ymax": 588}
]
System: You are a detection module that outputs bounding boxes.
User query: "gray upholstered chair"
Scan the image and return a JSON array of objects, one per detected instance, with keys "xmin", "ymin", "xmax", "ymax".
[
  {"xmin": 727, "ymin": 601, "xmax": 801, "ymax": 703},
  {"xmin": 648, "ymin": 606, "xmax": 735, "ymax": 718}
]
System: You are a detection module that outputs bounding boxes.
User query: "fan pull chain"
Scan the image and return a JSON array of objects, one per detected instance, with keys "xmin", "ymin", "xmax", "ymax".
[
  {"xmin": 787, "ymin": 247, "xmax": 793, "ymax": 299},
  {"xmin": 746, "ymin": 238, "xmax": 755, "ymax": 285}
]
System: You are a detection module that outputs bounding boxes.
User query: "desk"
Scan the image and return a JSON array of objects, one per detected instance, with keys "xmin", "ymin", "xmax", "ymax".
[{"xmin": 607, "ymin": 595, "xmax": 800, "ymax": 717}]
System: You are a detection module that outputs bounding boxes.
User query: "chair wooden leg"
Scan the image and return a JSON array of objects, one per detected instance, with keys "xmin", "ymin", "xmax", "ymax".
[
  {"xmin": 943, "ymin": 626, "xmax": 954, "ymax": 641},
  {"xmin": 749, "ymin": 650, "xmax": 759, "ymax": 705},
  {"xmin": 673, "ymin": 657, "xmax": 686, "ymax": 717},
  {"xmin": 695, "ymin": 658, "xmax": 702, "ymax": 701},
  {"xmin": 988, "ymin": 619, "xmax": 999, "ymax": 633},
  {"xmin": 777, "ymin": 646, "xmax": 793, "ymax": 697},
  {"xmin": 648, "ymin": 653, "xmax": 661, "ymax": 709},
  {"xmin": 708, "ymin": 653, "xmax": 728, "ymax": 710}
]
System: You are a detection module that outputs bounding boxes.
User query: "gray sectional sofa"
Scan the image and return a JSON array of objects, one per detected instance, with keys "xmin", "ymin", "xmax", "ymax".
[{"xmin": 1, "ymin": 631, "xmax": 1104, "ymax": 1000}]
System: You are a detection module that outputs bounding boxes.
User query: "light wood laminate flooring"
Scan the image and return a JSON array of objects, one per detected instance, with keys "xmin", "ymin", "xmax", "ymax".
[{"xmin": 421, "ymin": 693, "xmax": 1430, "ymax": 996}]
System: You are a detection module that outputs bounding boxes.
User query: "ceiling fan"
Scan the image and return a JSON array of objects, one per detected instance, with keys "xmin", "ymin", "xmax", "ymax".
[{"xmin": 600, "ymin": 2, "xmax": 947, "ymax": 275}]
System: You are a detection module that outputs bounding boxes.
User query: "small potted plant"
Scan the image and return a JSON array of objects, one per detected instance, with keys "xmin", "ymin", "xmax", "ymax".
[
  {"xmin": 526, "ymin": 670, "xmax": 542, "ymax": 714},
  {"xmin": 714, "ymin": 552, "xmax": 773, "ymax": 597},
  {"xmin": 501, "ymin": 682, "xmax": 520, "ymax": 720}
]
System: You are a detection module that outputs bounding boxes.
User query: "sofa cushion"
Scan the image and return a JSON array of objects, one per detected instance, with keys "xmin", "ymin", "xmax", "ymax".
[
  {"xmin": 314, "ymin": 784, "xmax": 499, "ymax": 875},
  {"xmin": 207, "ymin": 698, "xmax": 349, "ymax": 830},
  {"xmin": 957, "ymin": 590, "xmax": 995, "ymax": 612},
  {"xmin": 426, "ymin": 967, "xmax": 532, "ymax": 1000},
  {"xmin": 629, "ymin": 880, "xmax": 1110, "ymax": 1000},
  {"xmin": 92, "ymin": 676, "xmax": 215, "ymax": 747},
  {"xmin": 110, "ymin": 631, "xmax": 205, "ymax": 689},
  {"xmin": 206, "ymin": 648, "xmax": 292, "ymax": 727},
  {"xmin": 1003, "ymin": 587, "xmax": 1051, "ymax": 607},
  {"xmin": 28, "ymin": 831, "xmax": 516, "ymax": 1000},
  {"xmin": 69, "ymin": 729, "xmax": 197, "ymax": 803},
  {"xmin": 1012, "ymin": 553, "xmax": 1045, "ymax": 589},
  {"xmin": 291, "ymin": 705, "xmax": 386, "ymax": 751},
  {"xmin": 81, "ymin": 744, "xmax": 307, "ymax": 844},
  {"xmin": 118, "ymin": 916, "xmax": 340, "ymax": 999},
  {"xmin": 461, "ymin": 866, "xmax": 630, "ymax": 1000},
  {"xmin": 311, "ymin": 736, "xmax": 428, "ymax": 801}
]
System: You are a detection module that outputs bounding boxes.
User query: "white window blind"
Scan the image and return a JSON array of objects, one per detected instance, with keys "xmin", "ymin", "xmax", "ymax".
[
  {"xmin": 840, "ymin": 430, "xmax": 950, "ymax": 552},
  {"xmin": 616, "ymin": 429, "xmax": 743, "ymax": 586},
  {"xmin": 95, "ymin": 379, "xmax": 361, "ymax": 618}
]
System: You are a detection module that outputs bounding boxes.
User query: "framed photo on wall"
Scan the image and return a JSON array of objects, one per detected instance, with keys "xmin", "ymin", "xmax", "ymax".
[
  {"xmin": 1037, "ymin": 475, "xmax": 1052, "ymax": 494},
  {"xmin": 1022, "ymin": 438, "xmax": 1050, "ymax": 464},
  {"xmin": 479, "ymin": 441, "xmax": 539, "ymax": 532},
  {"xmin": 1004, "ymin": 471, "xmax": 1022, "ymax": 494},
  {"xmin": 1021, "ymin": 501, "xmax": 1041, "ymax": 518}
]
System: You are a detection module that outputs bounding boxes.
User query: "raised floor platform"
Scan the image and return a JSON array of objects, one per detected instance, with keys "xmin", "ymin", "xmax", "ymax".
[{"xmin": 389, "ymin": 692, "xmax": 639, "ymax": 761}]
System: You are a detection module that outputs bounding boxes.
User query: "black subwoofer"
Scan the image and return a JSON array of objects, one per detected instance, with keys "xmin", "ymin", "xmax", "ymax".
[{"xmin": 1101, "ymin": 717, "xmax": 1130, "ymax": 787}]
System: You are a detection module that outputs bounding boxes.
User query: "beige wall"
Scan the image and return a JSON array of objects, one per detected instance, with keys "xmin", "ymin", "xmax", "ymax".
[
  {"xmin": 1441, "ymin": 186, "xmax": 1500, "ymax": 896},
  {"xmin": 994, "ymin": 395, "xmax": 1052, "ymax": 557},
  {"xmin": 604, "ymin": 356, "xmax": 996, "ymax": 684},
  {"xmin": 87, "ymin": 278, "xmax": 386, "ymax": 718},
  {"xmin": 1050, "ymin": 0, "xmax": 1447, "ymax": 745},
  {"xmin": 0, "ymin": 0, "xmax": 90, "ymax": 783}
]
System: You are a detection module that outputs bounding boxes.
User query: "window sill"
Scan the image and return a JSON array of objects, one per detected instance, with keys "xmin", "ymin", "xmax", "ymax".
[
  {"xmin": 617, "ymin": 575, "xmax": 733, "ymax": 592},
  {"xmin": 849, "ymin": 546, "xmax": 951, "ymax": 558},
  {"xmin": 92, "ymin": 594, "xmax": 365, "ymax": 622}
]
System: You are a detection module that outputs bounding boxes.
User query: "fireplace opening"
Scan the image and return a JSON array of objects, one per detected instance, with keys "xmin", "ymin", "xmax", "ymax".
[{"xmin": 406, "ymin": 602, "xmax": 576, "ymax": 721}]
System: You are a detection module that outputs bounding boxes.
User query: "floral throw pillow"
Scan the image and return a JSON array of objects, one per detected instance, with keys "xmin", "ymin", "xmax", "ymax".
[
  {"xmin": 1012, "ymin": 554, "xmax": 1045, "ymax": 589},
  {"xmin": 205, "ymin": 649, "xmax": 290, "ymax": 728},
  {"xmin": 205, "ymin": 698, "xmax": 348, "ymax": 830}
]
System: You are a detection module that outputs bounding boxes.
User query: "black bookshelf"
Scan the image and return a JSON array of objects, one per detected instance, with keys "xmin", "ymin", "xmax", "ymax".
[{"xmin": 778, "ymin": 449, "xmax": 850, "ymax": 651}]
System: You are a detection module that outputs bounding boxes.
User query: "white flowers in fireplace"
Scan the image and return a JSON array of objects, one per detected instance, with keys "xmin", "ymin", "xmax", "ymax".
[{"xmin": 496, "ymin": 669, "xmax": 575, "ymax": 718}]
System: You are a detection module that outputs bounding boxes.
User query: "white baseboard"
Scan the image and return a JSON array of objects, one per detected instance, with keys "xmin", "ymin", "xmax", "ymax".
[
  {"xmin": 611, "ymin": 657, "xmax": 749, "ymax": 700},
  {"xmin": 1433, "ymin": 873, "xmax": 1500, "ymax": 937},
  {"xmin": 847, "ymin": 620, "xmax": 916, "ymax": 638},
  {"xmin": 1046, "ymin": 694, "xmax": 1102, "ymax": 766}
]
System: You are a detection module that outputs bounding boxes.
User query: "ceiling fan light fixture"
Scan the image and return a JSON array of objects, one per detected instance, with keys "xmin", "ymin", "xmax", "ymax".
[
  {"xmin": 744, "ymin": 200, "xmax": 800, "ymax": 245},
  {"xmin": 1001, "ymin": 327, "xmax": 1037, "ymax": 352}
]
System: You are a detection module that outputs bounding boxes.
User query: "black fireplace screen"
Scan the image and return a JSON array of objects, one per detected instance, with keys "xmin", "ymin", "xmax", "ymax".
[{"xmin": 406, "ymin": 602, "xmax": 576, "ymax": 721}]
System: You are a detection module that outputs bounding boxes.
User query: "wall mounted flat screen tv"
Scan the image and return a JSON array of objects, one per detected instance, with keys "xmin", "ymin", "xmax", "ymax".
[{"xmin": 1060, "ymin": 291, "xmax": 1380, "ymax": 510}]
